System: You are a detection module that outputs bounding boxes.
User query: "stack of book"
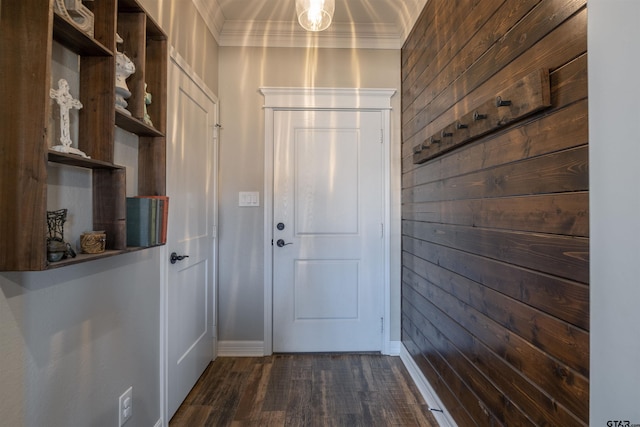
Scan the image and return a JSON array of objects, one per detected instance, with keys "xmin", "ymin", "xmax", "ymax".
[{"xmin": 126, "ymin": 196, "xmax": 169, "ymax": 247}]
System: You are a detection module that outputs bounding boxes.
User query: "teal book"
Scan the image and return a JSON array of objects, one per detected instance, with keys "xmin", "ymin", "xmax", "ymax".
[
  {"xmin": 126, "ymin": 197, "xmax": 152, "ymax": 247},
  {"xmin": 149, "ymin": 198, "xmax": 158, "ymax": 246},
  {"xmin": 156, "ymin": 199, "xmax": 164, "ymax": 244}
]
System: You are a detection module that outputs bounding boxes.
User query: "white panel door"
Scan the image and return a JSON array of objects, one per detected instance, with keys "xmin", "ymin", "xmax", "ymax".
[
  {"xmin": 273, "ymin": 110, "xmax": 384, "ymax": 352},
  {"xmin": 166, "ymin": 59, "xmax": 217, "ymax": 418}
]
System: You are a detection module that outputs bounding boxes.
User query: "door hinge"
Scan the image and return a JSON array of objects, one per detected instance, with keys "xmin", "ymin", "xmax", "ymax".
[
  {"xmin": 380, "ymin": 223, "xmax": 384, "ymax": 239},
  {"xmin": 380, "ymin": 129, "xmax": 384, "ymax": 144},
  {"xmin": 380, "ymin": 317, "xmax": 384, "ymax": 333}
]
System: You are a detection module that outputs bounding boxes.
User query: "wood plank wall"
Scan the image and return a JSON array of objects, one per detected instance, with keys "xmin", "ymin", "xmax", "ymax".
[{"xmin": 400, "ymin": 0, "xmax": 589, "ymax": 425}]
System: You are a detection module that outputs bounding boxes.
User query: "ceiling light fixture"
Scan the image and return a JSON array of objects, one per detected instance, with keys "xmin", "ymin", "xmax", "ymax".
[{"xmin": 296, "ymin": 0, "xmax": 335, "ymax": 32}]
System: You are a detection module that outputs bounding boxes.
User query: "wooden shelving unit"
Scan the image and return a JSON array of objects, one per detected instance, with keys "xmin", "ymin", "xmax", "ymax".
[{"xmin": 0, "ymin": 0, "xmax": 167, "ymax": 271}]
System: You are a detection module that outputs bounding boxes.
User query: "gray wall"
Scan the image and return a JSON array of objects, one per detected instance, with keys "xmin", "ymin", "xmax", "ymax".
[
  {"xmin": 0, "ymin": 1, "xmax": 218, "ymax": 425},
  {"xmin": 0, "ymin": 252, "xmax": 162, "ymax": 427},
  {"xmin": 217, "ymin": 46, "xmax": 402, "ymax": 344},
  {"xmin": 589, "ymin": 0, "xmax": 640, "ymax": 424},
  {"xmin": 141, "ymin": 0, "xmax": 219, "ymax": 94}
]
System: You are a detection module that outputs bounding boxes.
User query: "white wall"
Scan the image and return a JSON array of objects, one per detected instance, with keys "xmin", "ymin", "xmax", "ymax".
[
  {"xmin": 589, "ymin": 1, "xmax": 640, "ymax": 424},
  {"xmin": 217, "ymin": 46, "xmax": 402, "ymax": 345}
]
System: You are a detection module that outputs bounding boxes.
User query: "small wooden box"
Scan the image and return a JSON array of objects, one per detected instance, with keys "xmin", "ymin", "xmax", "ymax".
[{"xmin": 80, "ymin": 231, "xmax": 106, "ymax": 254}]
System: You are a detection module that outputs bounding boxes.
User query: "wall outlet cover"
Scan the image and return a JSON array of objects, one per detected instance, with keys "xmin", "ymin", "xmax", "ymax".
[{"xmin": 119, "ymin": 386, "xmax": 133, "ymax": 426}]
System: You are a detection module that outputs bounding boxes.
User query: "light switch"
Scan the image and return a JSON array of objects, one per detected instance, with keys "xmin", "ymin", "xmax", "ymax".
[{"xmin": 239, "ymin": 191, "xmax": 260, "ymax": 207}]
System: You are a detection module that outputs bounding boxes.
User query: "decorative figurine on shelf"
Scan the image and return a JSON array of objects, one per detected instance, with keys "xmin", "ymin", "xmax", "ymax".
[
  {"xmin": 46, "ymin": 209, "xmax": 77, "ymax": 262},
  {"xmin": 115, "ymin": 33, "xmax": 136, "ymax": 116},
  {"xmin": 143, "ymin": 83, "xmax": 153, "ymax": 127},
  {"xmin": 50, "ymin": 78, "xmax": 90, "ymax": 158},
  {"xmin": 53, "ymin": 0, "xmax": 95, "ymax": 38}
]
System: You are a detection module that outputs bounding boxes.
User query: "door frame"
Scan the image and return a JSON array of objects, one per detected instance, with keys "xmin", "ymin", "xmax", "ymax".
[
  {"xmin": 160, "ymin": 47, "xmax": 219, "ymax": 425},
  {"xmin": 260, "ymin": 87, "xmax": 396, "ymax": 355}
]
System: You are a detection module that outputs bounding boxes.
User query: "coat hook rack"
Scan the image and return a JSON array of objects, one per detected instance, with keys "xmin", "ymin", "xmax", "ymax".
[
  {"xmin": 473, "ymin": 111, "xmax": 487, "ymax": 121},
  {"xmin": 413, "ymin": 68, "xmax": 551, "ymax": 164},
  {"xmin": 495, "ymin": 96, "xmax": 512, "ymax": 107}
]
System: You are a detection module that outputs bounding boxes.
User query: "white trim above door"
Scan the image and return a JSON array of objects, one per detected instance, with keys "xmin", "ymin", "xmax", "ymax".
[{"xmin": 260, "ymin": 87, "xmax": 396, "ymax": 355}]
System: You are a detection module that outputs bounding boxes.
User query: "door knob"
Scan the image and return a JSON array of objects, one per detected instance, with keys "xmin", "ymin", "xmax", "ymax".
[
  {"xmin": 276, "ymin": 239, "xmax": 292, "ymax": 247},
  {"xmin": 170, "ymin": 252, "xmax": 189, "ymax": 264}
]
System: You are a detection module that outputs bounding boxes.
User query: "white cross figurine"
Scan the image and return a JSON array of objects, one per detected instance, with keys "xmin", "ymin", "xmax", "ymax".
[{"xmin": 50, "ymin": 78, "xmax": 90, "ymax": 158}]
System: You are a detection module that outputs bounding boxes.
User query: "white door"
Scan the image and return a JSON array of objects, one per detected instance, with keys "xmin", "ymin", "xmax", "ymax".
[
  {"xmin": 273, "ymin": 109, "xmax": 384, "ymax": 352},
  {"xmin": 166, "ymin": 58, "xmax": 218, "ymax": 418}
]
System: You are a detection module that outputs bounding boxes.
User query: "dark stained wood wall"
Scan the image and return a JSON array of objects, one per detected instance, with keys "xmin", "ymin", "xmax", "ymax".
[{"xmin": 400, "ymin": 0, "xmax": 589, "ymax": 425}]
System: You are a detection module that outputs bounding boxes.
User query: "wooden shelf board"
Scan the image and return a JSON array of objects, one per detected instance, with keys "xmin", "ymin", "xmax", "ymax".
[
  {"xmin": 125, "ymin": 244, "xmax": 166, "ymax": 252},
  {"xmin": 145, "ymin": 15, "xmax": 167, "ymax": 39},
  {"xmin": 48, "ymin": 151, "xmax": 125, "ymax": 170},
  {"xmin": 117, "ymin": 0, "xmax": 145, "ymax": 12},
  {"xmin": 118, "ymin": 0, "xmax": 167, "ymax": 38},
  {"xmin": 46, "ymin": 250, "xmax": 124, "ymax": 269},
  {"xmin": 45, "ymin": 244, "xmax": 165, "ymax": 269},
  {"xmin": 53, "ymin": 14, "xmax": 113, "ymax": 56},
  {"xmin": 115, "ymin": 110, "xmax": 165, "ymax": 137}
]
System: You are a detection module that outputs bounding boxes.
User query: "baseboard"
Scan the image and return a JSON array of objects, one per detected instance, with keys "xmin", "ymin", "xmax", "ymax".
[
  {"xmin": 217, "ymin": 341, "xmax": 265, "ymax": 356},
  {"xmin": 385, "ymin": 340, "xmax": 402, "ymax": 356},
  {"xmin": 153, "ymin": 418, "xmax": 163, "ymax": 427},
  {"xmin": 217, "ymin": 340, "xmax": 400, "ymax": 357},
  {"xmin": 400, "ymin": 344, "xmax": 457, "ymax": 427}
]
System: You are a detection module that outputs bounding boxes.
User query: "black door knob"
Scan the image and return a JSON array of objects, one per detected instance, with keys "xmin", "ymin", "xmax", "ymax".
[
  {"xmin": 170, "ymin": 252, "xmax": 189, "ymax": 264},
  {"xmin": 276, "ymin": 239, "xmax": 292, "ymax": 248}
]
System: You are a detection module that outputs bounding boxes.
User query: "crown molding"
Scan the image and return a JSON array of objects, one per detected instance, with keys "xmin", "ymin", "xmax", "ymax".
[
  {"xmin": 219, "ymin": 20, "xmax": 402, "ymax": 49},
  {"xmin": 191, "ymin": 0, "xmax": 225, "ymax": 43}
]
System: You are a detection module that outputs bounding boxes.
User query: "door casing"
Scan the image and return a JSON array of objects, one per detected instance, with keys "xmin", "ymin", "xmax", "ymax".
[{"xmin": 260, "ymin": 87, "xmax": 396, "ymax": 355}]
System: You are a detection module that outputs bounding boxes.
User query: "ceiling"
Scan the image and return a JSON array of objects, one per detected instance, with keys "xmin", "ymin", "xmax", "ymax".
[{"xmin": 191, "ymin": 0, "xmax": 429, "ymax": 49}]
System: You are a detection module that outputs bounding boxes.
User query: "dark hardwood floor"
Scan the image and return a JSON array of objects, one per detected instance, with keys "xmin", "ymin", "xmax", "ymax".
[{"xmin": 169, "ymin": 354, "xmax": 439, "ymax": 426}]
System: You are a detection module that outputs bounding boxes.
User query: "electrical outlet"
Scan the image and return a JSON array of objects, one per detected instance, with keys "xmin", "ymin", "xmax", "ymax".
[{"xmin": 118, "ymin": 386, "xmax": 133, "ymax": 426}]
